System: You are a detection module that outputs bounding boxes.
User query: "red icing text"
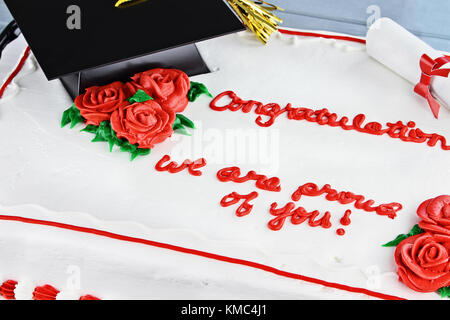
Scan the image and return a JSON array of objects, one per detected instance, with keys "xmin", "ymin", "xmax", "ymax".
[
  {"xmin": 217, "ymin": 167, "xmax": 281, "ymax": 192},
  {"xmin": 210, "ymin": 91, "xmax": 450, "ymax": 151},
  {"xmin": 291, "ymin": 182, "xmax": 402, "ymax": 219},
  {"xmin": 155, "ymin": 155, "xmax": 207, "ymax": 176},
  {"xmin": 268, "ymin": 202, "xmax": 332, "ymax": 231},
  {"xmin": 220, "ymin": 191, "xmax": 259, "ymax": 217},
  {"xmin": 340, "ymin": 209, "xmax": 352, "ymax": 226}
]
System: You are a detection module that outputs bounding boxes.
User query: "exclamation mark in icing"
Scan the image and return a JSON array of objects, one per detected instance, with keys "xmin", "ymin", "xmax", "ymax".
[{"xmin": 336, "ymin": 209, "xmax": 352, "ymax": 236}]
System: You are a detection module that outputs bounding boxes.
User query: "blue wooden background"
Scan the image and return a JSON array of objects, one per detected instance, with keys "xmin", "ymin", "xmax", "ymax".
[
  {"xmin": 0, "ymin": 0, "xmax": 449, "ymax": 50},
  {"xmin": 274, "ymin": 0, "xmax": 450, "ymax": 51}
]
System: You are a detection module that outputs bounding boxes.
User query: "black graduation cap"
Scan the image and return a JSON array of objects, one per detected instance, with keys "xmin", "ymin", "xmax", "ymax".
[{"xmin": 4, "ymin": 0, "xmax": 244, "ymax": 99}]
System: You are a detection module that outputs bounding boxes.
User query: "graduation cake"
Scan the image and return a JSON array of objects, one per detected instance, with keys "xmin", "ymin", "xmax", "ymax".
[{"xmin": 0, "ymin": 0, "xmax": 449, "ymax": 300}]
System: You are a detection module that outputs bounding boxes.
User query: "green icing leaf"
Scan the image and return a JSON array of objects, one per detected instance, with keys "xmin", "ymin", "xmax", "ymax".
[
  {"xmin": 410, "ymin": 224, "xmax": 424, "ymax": 235},
  {"xmin": 128, "ymin": 89, "xmax": 153, "ymax": 103},
  {"xmin": 120, "ymin": 142, "xmax": 137, "ymax": 153},
  {"xmin": 61, "ymin": 109, "xmax": 71, "ymax": 128},
  {"xmin": 174, "ymin": 126, "xmax": 192, "ymax": 136},
  {"xmin": 130, "ymin": 147, "xmax": 151, "ymax": 162},
  {"xmin": 80, "ymin": 121, "xmax": 151, "ymax": 161},
  {"xmin": 61, "ymin": 104, "xmax": 84, "ymax": 128},
  {"xmin": 173, "ymin": 114, "xmax": 195, "ymax": 136},
  {"xmin": 438, "ymin": 287, "xmax": 450, "ymax": 298},
  {"xmin": 382, "ymin": 224, "xmax": 425, "ymax": 247},
  {"xmin": 188, "ymin": 81, "xmax": 212, "ymax": 102},
  {"xmin": 80, "ymin": 125, "xmax": 98, "ymax": 134},
  {"xmin": 109, "ymin": 129, "xmax": 124, "ymax": 152},
  {"xmin": 382, "ymin": 234, "xmax": 409, "ymax": 248},
  {"xmin": 176, "ymin": 114, "xmax": 195, "ymax": 129},
  {"xmin": 91, "ymin": 133, "xmax": 107, "ymax": 143}
]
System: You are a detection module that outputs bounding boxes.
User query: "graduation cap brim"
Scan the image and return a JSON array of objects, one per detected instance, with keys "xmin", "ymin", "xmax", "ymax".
[{"xmin": 4, "ymin": 0, "xmax": 244, "ymax": 80}]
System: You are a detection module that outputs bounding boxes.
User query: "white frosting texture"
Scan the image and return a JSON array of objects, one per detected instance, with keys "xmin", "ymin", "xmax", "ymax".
[
  {"xmin": 0, "ymin": 30, "xmax": 449, "ymax": 300},
  {"xmin": 13, "ymin": 280, "xmax": 34, "ymax": 300}
]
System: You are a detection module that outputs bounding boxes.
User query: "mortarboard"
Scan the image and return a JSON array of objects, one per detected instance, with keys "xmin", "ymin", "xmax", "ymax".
[{"xmin": 4, "ymin": 0, "xmax": 244, "ymax": 98}]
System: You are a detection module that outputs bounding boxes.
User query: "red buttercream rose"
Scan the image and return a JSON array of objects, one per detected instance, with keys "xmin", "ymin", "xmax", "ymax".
[
  {"xmin": 110, "ymin": 100, "xmax": 175, "ymax": 149},
  {"xmin": 395, "ymin": 232, "xmax": 450, "ymax": 292},
  {"xmin": 417, "ymin": 195, "xmax": 450, "ymax": 236},
  {"xmin": 75, "ymin": 82, "xmax": 130, "ymax": 126},
  {"xmin": 127, "ymin": 69, "xmax": 190, "ymax": 113}
]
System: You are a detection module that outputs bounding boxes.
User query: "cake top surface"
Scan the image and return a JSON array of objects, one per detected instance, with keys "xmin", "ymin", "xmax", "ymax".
[{"xmin": 0, "ymin": 28, "xmax": 449, "ymax": 300}]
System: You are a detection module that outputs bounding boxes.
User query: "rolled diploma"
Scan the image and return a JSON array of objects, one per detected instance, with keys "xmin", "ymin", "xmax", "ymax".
[{"xmin": 366, "ymin": 17, "xmax": 450, "ymax": 111}]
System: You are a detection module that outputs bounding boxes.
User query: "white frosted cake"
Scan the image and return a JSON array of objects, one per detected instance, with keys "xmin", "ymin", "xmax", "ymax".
[{"xmin": 0, "ymin": 24, "xmax": 449, "ymax": 300}]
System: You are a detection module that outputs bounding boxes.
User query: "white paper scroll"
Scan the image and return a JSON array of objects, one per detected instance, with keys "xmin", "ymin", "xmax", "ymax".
[{"xmin": 366, "ymin": 17, "xmax": 450, "ymax": 111}]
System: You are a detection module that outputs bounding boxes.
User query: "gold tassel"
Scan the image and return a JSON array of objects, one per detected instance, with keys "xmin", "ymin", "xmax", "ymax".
[
  {"xmin": 115, "ymin": 0, "xmax": 147, "ymax": 8},
  {"xmin": 227, "ymin": 0, "xmax": 284, "ymax": 44},
  {"xmin": 115, "ymin": 0, "xmax": 131, "ymax": 7}
]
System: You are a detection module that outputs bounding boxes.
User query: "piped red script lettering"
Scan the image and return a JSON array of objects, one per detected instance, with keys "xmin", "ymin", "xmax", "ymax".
[
  {"xmin": 220, "ymin": 191, "xmax": 259, "ymax": 217},
  {"xmin": 268, "ymin": 202, "xmax": 332, "ymax": 231},
  {"xmin": 217, "ymin": 166, "xmax": 281, "ymax": 192},
  {"xmin": 210, "ymin": 91, "xmax": 450, "ymax": 151},
  {"xmin": 291, "ymin": 182, "xmax": 402, "ymax": 219},
  {"xmin": 155, "ymin": 155, "xmax": 207, "ymax": 176}
]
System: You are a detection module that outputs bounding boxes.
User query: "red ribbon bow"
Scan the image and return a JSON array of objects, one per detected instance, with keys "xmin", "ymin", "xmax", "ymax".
[{"xmin": 414, "ymin": 54, "xmax": 450, "ymax": 119}]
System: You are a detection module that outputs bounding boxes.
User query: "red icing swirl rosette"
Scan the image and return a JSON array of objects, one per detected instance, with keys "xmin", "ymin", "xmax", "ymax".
[
  {"xmin": 0, "ymin": 280, "xmax": 17, "ymax": 300},
  {"xmin": 110, "ymin": 100, "xmax": 175, "ymax": 149},
  {"xmin": 417, "ymin": 195, "xmax": 450, "ymax": 236},
  {"xmin": 33, "ymin": 284, "xmax": 60, "ymax": 300},
  {"xmin": 62, "ymin": 68, "xmax": 211, "ymax": 160},
  {"xmin": 75, "ymin": 81, "xmax": 131, "ymax": 126},
  {"xmin": 127, "ymin": 69, "xmax": 190, "ymax": 113},
  {"xmin": 395, "ymin": 233, "xmax": 450, "ymax": 293},
  {"xmin": 388, "ymin": 195, "xmax": 450, "ymax": 295}
]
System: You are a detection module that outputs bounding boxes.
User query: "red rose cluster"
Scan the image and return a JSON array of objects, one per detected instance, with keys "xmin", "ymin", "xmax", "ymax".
[
  {"xmin": 74, "ymin": 69, "xmax": 190, "ymax": 149},
  {"xmin": 395, "ymin": 195, "xmax": 450, "ymax": 293}
]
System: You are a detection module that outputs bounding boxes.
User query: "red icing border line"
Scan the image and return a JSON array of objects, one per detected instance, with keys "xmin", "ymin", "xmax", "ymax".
[
  {"xmin": 0, "ymin": 46, "xmax": 31, "ymax": 99},
  {"xmin": 278, "ymin": 28, "xmax": 367, "ymax": 44},
  {"xmin": 0, "ymin": 214, "xmax": 405, "ymax": 300}
]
